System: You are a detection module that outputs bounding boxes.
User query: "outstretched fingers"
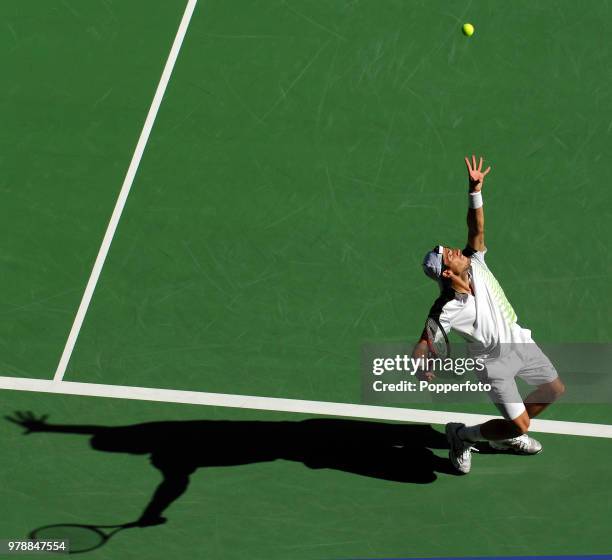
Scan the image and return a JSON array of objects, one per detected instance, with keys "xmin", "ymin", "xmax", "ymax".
[
  {"xmin": 465, "ymin": 155, "xmax": 490, "ymax": 179},
  {"xmin": 4, "ymin": 410, "xmax": 49, "ymax": 425}
]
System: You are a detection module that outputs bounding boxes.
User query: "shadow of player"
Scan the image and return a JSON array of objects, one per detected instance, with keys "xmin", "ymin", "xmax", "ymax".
[{"xmin": 6, "ymin": 411, "xmax": 455, "ymax": 528}]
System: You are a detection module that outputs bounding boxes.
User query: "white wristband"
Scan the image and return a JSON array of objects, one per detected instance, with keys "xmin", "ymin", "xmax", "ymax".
[{"xmin": 469, "ymin": 191, "xmax": 483, "ymax": 209}]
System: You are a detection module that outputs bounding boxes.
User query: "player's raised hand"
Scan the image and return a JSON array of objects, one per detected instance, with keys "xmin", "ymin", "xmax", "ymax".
[
  {"xmin": 5, "ymin": 411, "xmax": 50, "ymax": 434},
  {"xmin": 464, "ymin": 155, "xmax": 491, "ymax": 192}
]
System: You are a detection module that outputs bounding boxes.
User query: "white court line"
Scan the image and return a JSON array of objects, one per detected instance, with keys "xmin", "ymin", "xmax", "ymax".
[
  {"xmin": 53, "ymin": 0, "xmax": 199, "ymax": 382},
  {"xmin": 2, "ymin": 376, "xmax": 612, "ymax": 438}
]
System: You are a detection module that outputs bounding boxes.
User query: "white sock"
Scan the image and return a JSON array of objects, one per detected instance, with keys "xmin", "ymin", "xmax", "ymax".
[{"xmin": 458, "ymin": 424, "xmax": 484, "ymax": 442}]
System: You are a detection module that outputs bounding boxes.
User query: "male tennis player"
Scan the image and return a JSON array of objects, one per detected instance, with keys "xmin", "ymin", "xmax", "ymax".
[{"xmin": 414, "ymin": 155, "xmax": 565, "ymax": 474}]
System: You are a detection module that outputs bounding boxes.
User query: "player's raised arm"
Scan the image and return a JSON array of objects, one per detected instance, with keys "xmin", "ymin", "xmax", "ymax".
[
  {"xmin": 465, "ymin": 155, "xmax": 491, "ymax": 252},
  {"xmin": 5, "ymin": 411, "xmax": 102, "ymax": 435}
]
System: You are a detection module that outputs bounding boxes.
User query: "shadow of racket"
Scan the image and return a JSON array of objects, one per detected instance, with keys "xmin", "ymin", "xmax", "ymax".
[{"xmin": 29, "ymin": 522, "xmax": 137, "ymax": 554}]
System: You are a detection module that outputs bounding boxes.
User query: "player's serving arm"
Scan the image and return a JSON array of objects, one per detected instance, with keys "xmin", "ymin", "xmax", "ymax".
[{"xmin": 416, "ymin": 155, "xmax": 565, "ymax": 474}]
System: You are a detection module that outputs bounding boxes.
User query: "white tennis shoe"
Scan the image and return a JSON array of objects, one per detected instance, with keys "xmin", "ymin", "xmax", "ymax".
[
  {"xmin": 445, "ymin": 422, "xmax": 477, "ymax": 474},
  {"xmin": 489, "ymin": 434, "xmax": 542, "ymax": 455}
]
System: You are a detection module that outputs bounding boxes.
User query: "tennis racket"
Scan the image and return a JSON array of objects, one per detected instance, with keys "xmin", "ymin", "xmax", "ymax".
[
  {"xmin": 29, "ymin": 523, "xmax": 134, "ymax": 554},
  {"xmin": 424, "ymin": 316, "xmax": 450, "ymax": 360}
]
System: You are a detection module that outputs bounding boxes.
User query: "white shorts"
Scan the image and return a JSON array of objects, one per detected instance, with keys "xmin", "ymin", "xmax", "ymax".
[{"xmin": 476, "ymin": 330, "xmax": 559, "ymax": 420}]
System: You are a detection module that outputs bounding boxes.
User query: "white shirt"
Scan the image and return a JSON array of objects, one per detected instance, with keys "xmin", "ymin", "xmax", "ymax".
[{"xmin": 429, "ymin": 247, "xmax": 532, "ymax": 357}]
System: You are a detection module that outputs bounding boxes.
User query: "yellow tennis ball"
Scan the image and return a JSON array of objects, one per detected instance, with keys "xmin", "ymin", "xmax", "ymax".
[{"xmin": 462, "ymin": 23, "xmax": 475, "ymax": 37}]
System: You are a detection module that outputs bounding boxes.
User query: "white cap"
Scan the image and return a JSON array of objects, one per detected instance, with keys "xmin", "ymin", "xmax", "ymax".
[{"xmin": 422, "ymin": 245, "xmax": 444, "ymax": 283}]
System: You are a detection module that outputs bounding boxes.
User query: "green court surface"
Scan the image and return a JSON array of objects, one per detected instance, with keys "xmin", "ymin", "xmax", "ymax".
[{"xmin": 1, "ymin": 0, "xmax": 612, "ymax": 558}]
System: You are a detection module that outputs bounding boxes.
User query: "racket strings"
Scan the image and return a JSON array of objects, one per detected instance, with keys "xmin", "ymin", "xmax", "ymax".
[{"xmin": 425, "ymin": 318, "xmax": 449, "ymax": 360}]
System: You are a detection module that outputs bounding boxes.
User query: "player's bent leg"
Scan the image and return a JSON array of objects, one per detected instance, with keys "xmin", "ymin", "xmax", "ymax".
[
  {"xmin": 448, "ymin": 359, "xmax": 548, "ymax": 470},
  {"xmin": 524, "ymin": 378, "xmax": 565, "ymax": 418},
  {"xmin": 483, "ymin": 342, "xmax": 562, "ymax": 454},
  {"xmin": 475, "ymin": 362, "xmax": 543, "ymax": 454}
]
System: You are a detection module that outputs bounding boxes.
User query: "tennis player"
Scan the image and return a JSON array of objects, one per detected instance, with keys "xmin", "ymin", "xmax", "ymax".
[{"xmin": 414, "ymin": 155, "xmax": 565, "ymax": 474}]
